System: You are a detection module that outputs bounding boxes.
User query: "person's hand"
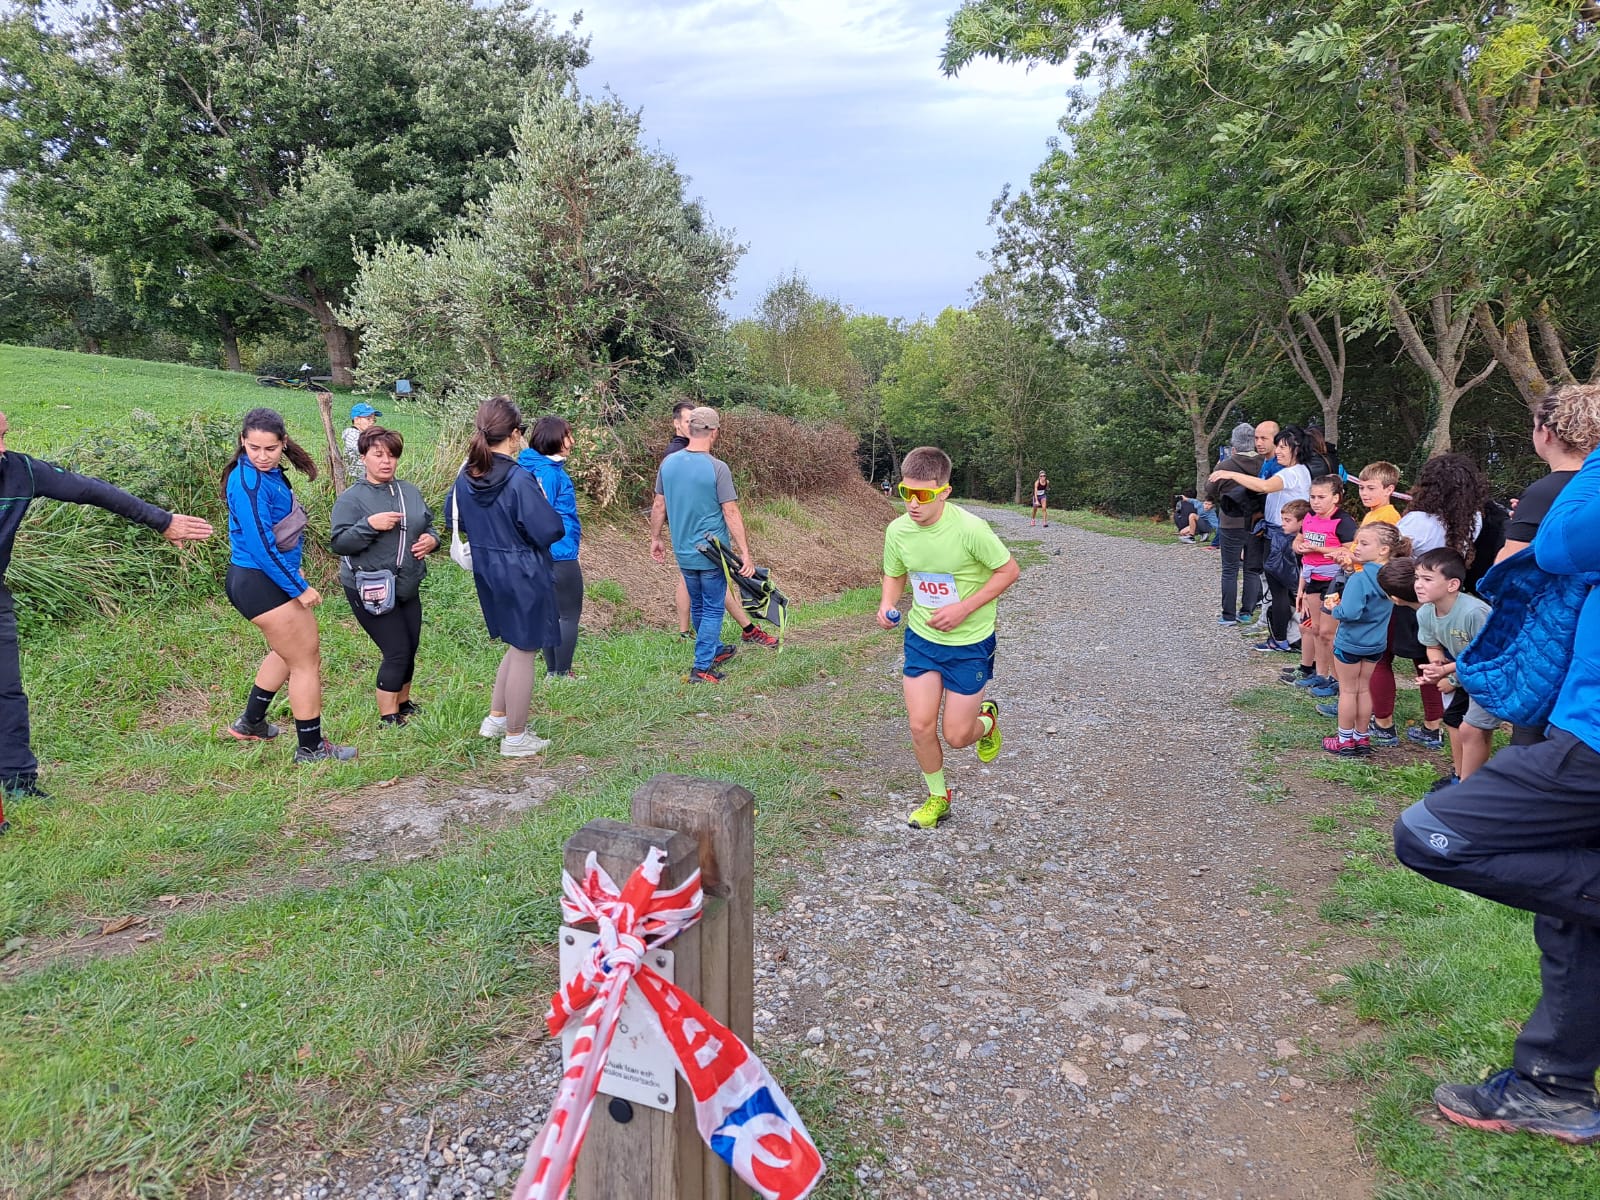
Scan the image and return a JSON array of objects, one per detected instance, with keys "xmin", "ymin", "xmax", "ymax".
[
  {"xmin": 1323, "ymin": 593, "xmax": 1339, "ymax": 611},
  {"xmin": 650, "ymin": 537, "xmax": 666, "ymax": 564},
  {"xmin": 162, "ymin": 514, "xmax": 214, "ymax": 544},
  {"xmin": 367, "ymin": 511, "xmax": 403, "ymax": 531},
  {"xmin": 410, "ymin": 532, "xmax": 438, "ymax": 559},
  {"xmin": 297, "ymin": 587, "xmax": 323, "ymax": 609},
  {"xmin": 736, "ymin": 553, "xmax": 756, "ymax": 578},
  {"xmin": 1207, "ymin": 470, "xmax": 1231, "ymax": 483},
  {"xmin": 927, "ymin": 602, "xmax": 969, "ymax": 632},
  {"xmin": 876, "ymin": 605, "xmax": 898, "ymax": 630},
  {"xmin": 1419, "ymin": 662, "xmax": 1451, "ymax": 684}
]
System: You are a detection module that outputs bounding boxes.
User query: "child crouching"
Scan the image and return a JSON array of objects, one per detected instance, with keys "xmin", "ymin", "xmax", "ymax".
[{"xmin": 1324, "ymin": 523, "xmax": 1413, "ymax": 756}]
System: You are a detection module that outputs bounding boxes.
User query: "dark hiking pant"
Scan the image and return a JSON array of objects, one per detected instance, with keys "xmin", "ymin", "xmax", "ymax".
[
  {"xmin": 1394, "ymin": 728, "xmax": 1600, "ymax": 1099},
  {"xmin": 1217, "ymin": 526, "xmax": 1263, "ymax": 621},
  {"xmin": 0, "ymin": 586, "xmax": 38, "ymax": 784}
]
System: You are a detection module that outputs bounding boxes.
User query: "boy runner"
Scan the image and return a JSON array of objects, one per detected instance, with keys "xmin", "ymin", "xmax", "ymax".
[{"xmin": 879, "ymin": 446, "xmax": 1020, "ymax": 829}]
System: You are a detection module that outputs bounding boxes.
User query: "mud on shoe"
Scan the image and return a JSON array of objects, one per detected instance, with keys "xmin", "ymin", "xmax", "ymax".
[{"xmin": 1434, "ymin": 1069, "xmax": 1600, "ymax": 1144}]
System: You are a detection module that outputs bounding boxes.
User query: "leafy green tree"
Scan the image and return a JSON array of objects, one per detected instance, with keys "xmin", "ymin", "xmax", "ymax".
[
  {"xmin": 0, "ymin": 0, "xmax": 587, "ymax": 383},
  {"xmin": 344, "ymin": 82, "xmax": 741, "ymax": 419}
]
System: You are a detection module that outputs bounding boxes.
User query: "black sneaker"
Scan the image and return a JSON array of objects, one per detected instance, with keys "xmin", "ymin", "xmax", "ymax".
[
  {"xmin": 712, "ymin": 642, "xmax": 737, "ymax": 666},
  {"xmin": 1435, "ymin": 1069, "xmax": 1600, "ymax": 1144},
  {"xmin": 226, "ymin": 716, "xmax": 280, "ymax": 742},
  {"xmin": 397, "ymin": 700, "xmax": 422, "ymax": 717},
  {"xmin": 0, "ymin": 774, "xmax": 49, "ymax": 801},
  {"xmin": 380, "ymin": 712, "xmax": 408, "ymax": 728},
  {"xmin": 689, "ymin": 668, "xmax": 725, "ymax": 684},
  {"xmin": 293, "ymin": 739, "xmax": 358, "ymax": 764}
]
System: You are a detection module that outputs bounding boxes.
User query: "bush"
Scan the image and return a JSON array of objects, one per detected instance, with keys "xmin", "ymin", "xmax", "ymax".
[{"xmin": 575, "ymin": 408, "xmax": 861, "ymax": 511}]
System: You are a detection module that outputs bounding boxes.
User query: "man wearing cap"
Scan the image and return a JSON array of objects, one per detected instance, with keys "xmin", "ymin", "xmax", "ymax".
[
  {"xmin": 649, "ymin": 406, "xmax": 757, "ymax": 683},
  {"xmin": 343, "ymin": 402, "xmax": 383, "ymax": 479}
]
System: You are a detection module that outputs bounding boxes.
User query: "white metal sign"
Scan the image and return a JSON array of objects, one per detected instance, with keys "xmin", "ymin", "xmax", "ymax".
[{"xmin": 557, "ymin": 926, "xmax": 679, "ymax": 1113}]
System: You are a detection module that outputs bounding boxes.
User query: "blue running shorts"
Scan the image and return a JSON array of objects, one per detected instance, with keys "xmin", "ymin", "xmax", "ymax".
[{"xmin": 902, "ymin": 628, "xmax": 996, "ymax": 696}]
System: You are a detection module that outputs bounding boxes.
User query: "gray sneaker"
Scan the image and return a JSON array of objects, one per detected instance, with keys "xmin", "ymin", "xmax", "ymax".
[
  {"xmin": 1435, "ymin": 1069, "xmax": 1600, "ymax": 1144},
  {"xmin": 294, "ymin": 739, "xmax": 358, "ymax": 764},
  {"xmin": 226, "ymin": 717, "xmax": 280, "ymax": 741}
]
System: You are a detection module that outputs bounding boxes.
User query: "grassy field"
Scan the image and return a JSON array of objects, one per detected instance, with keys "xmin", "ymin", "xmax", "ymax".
[
  {"xmin": 0, "ymin": 346, "xmax": 902, "ymax": 1198},
  {"xmin": 2, "ymin": 345, "xmax": 435, "ymax": 456},
  {"xmin": 1233, "ymin": 679, "xmax": 1600, "ymax": 1196}
]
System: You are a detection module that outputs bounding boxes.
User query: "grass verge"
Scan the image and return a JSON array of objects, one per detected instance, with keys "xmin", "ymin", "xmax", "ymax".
[
  {"xmin": 1233, "ymin": 677, "xmax": 1600, "ymax": 1195},
  {"xmin": 0, "ymin": 570, "xmax": 896, "ymax": 1198}
]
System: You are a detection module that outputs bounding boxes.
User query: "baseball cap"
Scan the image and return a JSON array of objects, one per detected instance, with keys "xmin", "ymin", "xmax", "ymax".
[
  {"xmin": 349, "ymin": 402, "xmax": 383, "ymax": 420},
  {"xmin": 687, "ymin": 406, "xmax": 720, "ymax": 432}
]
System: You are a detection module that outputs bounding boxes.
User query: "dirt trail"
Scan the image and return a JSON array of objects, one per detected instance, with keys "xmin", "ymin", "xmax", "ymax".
[
  {"xmin": 224, "ymin": 511, "xmax": 1383, "ymax": 1200},
  {"xmin": 758, "ymin": 508, "xmax": 1378, "ymax": 1198}
]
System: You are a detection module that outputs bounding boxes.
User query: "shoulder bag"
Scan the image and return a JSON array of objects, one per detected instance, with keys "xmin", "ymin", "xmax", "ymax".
[
  {"xmin": 448, "ymin": 483, "xmax": 473, "ymax": 572},
  {"xmin": 347, "ymin": 484, "xmax": 404, "ymax": 615}
]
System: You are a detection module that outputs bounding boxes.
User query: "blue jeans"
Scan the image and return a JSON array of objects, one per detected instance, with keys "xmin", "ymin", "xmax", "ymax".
[{"xmin": 680, "ymin": 568, "xmax": 726, "ymax": 671}]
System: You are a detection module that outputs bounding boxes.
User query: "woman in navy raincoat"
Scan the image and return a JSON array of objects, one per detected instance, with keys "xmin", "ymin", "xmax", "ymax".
[{"xmin": 446, "ymin": 396, "xmax": 566, "ymax": 756}]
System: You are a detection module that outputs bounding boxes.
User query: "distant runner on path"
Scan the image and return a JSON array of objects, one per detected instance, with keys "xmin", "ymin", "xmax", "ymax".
[
  {"xmin": 1031, "ymin": 469, "xmax": 1050, "ymax": 526},
  {"xmin": 879, "ymin": 445, "xmax": 1019, "ymax": 829}
]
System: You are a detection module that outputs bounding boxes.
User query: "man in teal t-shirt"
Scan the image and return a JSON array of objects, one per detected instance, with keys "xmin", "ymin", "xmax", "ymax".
[
  {"xmin": 650, "ymin": 406, "xmax": 756, "ymax": 682},
  {"xmin": 879, "ymin": 445, "xmax": 1020, "ymax": 830}
]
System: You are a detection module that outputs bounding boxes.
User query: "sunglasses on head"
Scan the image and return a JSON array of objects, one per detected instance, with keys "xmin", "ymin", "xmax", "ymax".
[{"xmin": 897, "ymin": 483, "xmax": 950, "ymax": 504}]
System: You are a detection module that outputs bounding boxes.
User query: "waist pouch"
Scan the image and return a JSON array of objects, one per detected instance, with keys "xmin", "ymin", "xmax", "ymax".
[{"xmin": 273, "ymin": 497, "xmax": 308, "ymax": 551}]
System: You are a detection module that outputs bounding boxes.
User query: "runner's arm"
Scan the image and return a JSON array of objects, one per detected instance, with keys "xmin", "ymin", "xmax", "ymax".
[
  {"xmin": 943, "ymin": 557, "xmax": 1020, "ymax": 626},
  {"xmin": 878, "ymin": 572, "xmax": 907, "ymax": 629}
]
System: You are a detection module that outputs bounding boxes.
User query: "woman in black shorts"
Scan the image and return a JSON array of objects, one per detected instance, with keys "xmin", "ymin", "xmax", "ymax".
[
  {"xmin": 223, "ymin": 408, "xmax": 355, "ymax": 763},
  {"xmin": 330, "ymin": 427, "xmax": 438, "ymax": 725}
]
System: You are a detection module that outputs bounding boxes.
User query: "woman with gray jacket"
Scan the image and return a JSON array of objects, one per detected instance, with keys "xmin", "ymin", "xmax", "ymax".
[{"xmin": 329, "ymin": 427, "xmax": 439, "ymax": 725}]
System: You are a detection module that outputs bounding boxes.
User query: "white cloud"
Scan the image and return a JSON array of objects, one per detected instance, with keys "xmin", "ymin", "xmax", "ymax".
[{"xmin": 559, "ymin": 0, "xmax": 1075, "ymax": 317}]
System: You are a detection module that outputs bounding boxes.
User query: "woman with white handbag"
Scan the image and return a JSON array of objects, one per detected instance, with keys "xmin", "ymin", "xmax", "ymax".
[
  {"xmin": 330, "ymin": 426, "xmax": 438, "ymax": 727},
  {"xmin": 444, "ymin": 396, "xmax": 566, "ymax": 756}
]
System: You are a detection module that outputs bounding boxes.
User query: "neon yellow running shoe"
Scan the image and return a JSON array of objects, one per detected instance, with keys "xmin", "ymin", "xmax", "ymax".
[
  {"xmin": 975, "ymin": 699, "xmax": 1002, "ymax": 763},
  {"xmin": 907, "ymin": 792, "xmax": 951, "ymax": 829}
]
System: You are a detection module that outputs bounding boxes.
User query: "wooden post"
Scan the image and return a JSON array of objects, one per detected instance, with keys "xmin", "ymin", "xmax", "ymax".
[
  {"xmin": 632, "ymin": 774, "xmax": 755, "ymax": 1200},
  {"xmin": 565, "ymin": 818, "xmax": 705, "ymax": 1200},
  {"xmin": 315, "ymin": 390, "xmax": 347, "ymax": 493}
]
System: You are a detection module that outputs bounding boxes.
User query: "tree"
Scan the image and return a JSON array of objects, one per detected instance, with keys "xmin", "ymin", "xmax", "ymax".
[
  {"xmin": 343, "ymin": 82, "xmax": 742, "ymax": 419},
  {"xmin": 0, "ymin": 0, "xmax": 588, "ymax": 384}
]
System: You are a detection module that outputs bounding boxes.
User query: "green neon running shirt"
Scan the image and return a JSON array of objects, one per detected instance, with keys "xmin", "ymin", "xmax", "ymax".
[{"xmin": 882, "ymin": 503, "xmax": 1013, "ymax": 646}]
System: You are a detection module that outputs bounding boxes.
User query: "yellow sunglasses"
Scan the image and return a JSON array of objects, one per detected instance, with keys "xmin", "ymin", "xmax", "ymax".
[{"xmin": 897, "ymin": 483, "xmax": 951, "ymax": 504}]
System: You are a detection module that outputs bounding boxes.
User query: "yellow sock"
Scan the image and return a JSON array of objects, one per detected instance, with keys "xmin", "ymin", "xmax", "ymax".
[
  {"xmin": 978, "ymin": 714, "xmax": 994, "ymax": 737},
  {"xmin": 923, "ymin": 769, "xmax": 946, "ymax": 797}
]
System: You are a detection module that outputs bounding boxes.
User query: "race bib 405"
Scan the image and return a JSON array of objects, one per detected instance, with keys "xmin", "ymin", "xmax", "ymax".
[{"xmin": 910, "ymin": 572, "xmax": 960, "ymax": 609}]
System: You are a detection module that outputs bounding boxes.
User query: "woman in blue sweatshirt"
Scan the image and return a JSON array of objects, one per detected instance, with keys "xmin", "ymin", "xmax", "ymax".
[
  {"xmin": 223, "ymin": 408, "xmax": 355, "ymax": 764},
  {"xmin": 518, "ymin": 416, "xmax": 583, "ymax": 678}
]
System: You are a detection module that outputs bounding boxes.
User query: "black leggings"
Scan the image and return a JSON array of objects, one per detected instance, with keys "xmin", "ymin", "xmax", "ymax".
[
  {"xmin": 544, "ymin": 559, "xmax": 584, "ymax": 675},
  {"xmin": 344, "ymin": 588, "xmax": 422, "ymax": 693},
  {"xmin": 1267, "ymin": 576, "xmax": 1296, "ymax": 642}
]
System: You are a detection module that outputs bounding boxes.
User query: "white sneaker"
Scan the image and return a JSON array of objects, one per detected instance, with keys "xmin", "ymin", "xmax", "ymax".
[
  {"xmin": 479, "ymin": 714, "xmax": 507, "ymax": 738},
  {"xmin": 500, "ymin": 729, "xmax": 550, "ymax": 757}
]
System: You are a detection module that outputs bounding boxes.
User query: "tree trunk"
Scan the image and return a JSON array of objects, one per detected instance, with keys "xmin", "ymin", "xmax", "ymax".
[
  {"xmin": 1425, "ymin": 385, "xmax": 1462, "ymax": 458},
  {"xmin": 83, "ymin": 334, "xmax": 103, "ymax": 355},
  {"xmin": 1013, "ymin": 465, "xmax": 1023, "ymax": 506},
  {"xmin": 305, "ymin": 273, "xmax": 357, "ymax": 386},
  {"xmin": 219, "ymin": 314, "xmax": 242, "ymax": 372},
  {"xmin": 317, "ymin": 390, "xmax": 348, "ymax": 493},
  {"xmin": 1191, "ymin": 412, "xmax": 1213, "ymax": 499}
]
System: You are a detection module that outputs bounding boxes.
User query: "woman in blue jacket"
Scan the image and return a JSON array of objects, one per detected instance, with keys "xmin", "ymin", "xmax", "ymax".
[
  {"xmin": 223, "ymin": 408, "xmax": 356, "ymax": 764},
  {"xmin": 518, "ymin": 416, "xmax": 583, "ymax": 678},
  {"xmin": 446, "ymin": 397, "xmax": 566, "ymax": 756}
]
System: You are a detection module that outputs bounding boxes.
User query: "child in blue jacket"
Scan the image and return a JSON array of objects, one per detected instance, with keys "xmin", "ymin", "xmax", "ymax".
[{"xmin": 1324, "ymin": 522, "xmax": 1413, "ymax": 756}]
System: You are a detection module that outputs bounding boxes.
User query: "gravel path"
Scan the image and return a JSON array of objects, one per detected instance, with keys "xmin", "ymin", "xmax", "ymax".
[{"xmin": 233, "ymin": 510, "xmax": 1377, "ymax": 1200}]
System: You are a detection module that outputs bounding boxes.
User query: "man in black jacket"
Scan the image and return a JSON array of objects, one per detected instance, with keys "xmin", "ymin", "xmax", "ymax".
[
  {"xmin": 1207, "ymin": 421, "xmax": 1267, "ymax": 624},
  {"xmin": 0, "ymin": 412, "xmax": 213, "ymax": 823}
]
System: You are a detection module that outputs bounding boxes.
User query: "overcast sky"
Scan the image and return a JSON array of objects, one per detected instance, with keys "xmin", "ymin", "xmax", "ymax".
[{"xmin": 559, "ymin": 1, "xmax": 1075, "ymax": 322}]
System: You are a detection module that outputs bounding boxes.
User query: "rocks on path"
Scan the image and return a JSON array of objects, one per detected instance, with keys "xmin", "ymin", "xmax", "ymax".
[{"xmin": 231, "ymin": 511, "xmax": 1376, "ymax": 1200}]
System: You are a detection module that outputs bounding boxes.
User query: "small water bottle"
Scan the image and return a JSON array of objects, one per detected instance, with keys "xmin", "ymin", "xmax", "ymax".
[{"xmin": 885, "ymin": 608, "xmax": 901, "ymax": 626}]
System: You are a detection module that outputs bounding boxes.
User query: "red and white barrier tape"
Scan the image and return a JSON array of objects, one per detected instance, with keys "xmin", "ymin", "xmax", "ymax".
[{"xmin": 511, "ymin": 846, "xmax": 823, "ymax": 1200}]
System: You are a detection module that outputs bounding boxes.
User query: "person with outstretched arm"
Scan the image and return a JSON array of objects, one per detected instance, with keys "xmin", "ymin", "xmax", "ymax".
[
  {"xmin": 0, "ymin": 411, "xmax": 213, "ymax": 823},
  {"xmin": 1392, "ymin": 441, "xmax": 1600, "ymax": 1143}
]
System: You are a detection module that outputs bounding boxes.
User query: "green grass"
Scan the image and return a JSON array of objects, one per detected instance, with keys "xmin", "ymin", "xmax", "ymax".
[
  {"xmin": 1235, "ymin": 679, "xmax": 1600, "ymax": 1194},
  {"xmin": 0, "ymin": 346, "xmax": 904, "ymax": 1196},
  {"xmin": 3, "ymin": 344, "xmax": 433, "ymax": 456}
]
